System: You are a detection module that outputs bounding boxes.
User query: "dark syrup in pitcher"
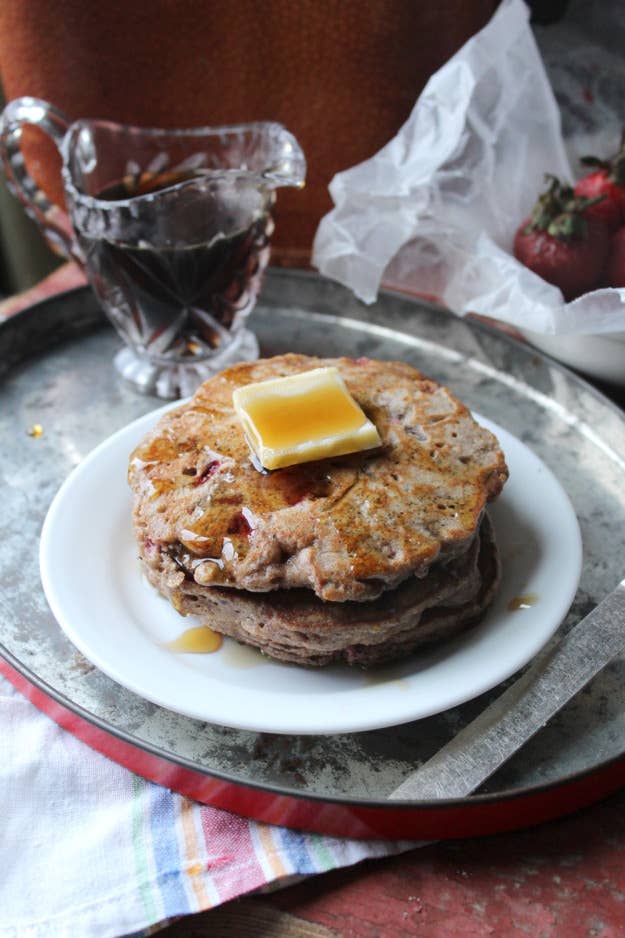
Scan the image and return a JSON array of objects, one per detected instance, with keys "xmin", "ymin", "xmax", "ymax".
[{"xmin": 80, "ymin": 168, "xmax": 271, "ymax": 357}]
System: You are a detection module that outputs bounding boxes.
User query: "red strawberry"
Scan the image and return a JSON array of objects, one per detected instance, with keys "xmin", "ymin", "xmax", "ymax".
[
  {"xmin": 575, "ymin": 136, "xmax": 625, "ymax": 232},
  {"xmin": 606, "ymin": 226, "xmax": 625, "ymax": 288},
  {"xmin": 514, "ymin": 176, "xmax": 609, "ymax": 301}
]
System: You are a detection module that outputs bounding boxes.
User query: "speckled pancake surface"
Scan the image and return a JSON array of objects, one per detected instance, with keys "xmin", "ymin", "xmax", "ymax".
[{"xmin": 129, "ymin": 354, "xmax": 508, "ymax": 603}]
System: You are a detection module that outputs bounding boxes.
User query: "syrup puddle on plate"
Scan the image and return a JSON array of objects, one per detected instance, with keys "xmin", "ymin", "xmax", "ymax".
[
  {"xmin": 163, "ymin": 625, "xmax": 265, "ymax": 668},
  {"xmin": 163, "ymin": 625, "xmax": 223, "ymax": 654},
  {"xmin": 507, "ymin": 593, "xmax": 540, "ymax": 611}
]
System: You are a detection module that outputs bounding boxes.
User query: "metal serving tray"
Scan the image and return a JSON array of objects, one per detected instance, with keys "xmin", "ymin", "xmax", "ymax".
[{"xmin": 3, "ymin": 269, "xmax": 625, "ymax": 839}]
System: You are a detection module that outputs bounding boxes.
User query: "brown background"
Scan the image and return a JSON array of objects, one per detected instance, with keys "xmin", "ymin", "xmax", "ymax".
[{"xmin": 0, "ymin": 0, "xmax": 498, "ymax": 265}]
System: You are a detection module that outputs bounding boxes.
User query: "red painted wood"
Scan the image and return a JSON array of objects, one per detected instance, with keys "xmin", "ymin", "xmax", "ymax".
[
  {"xmin": 272, "ymin": 785, "xmax": 625, "ymax": 937},
  {"xmin": 3, "ymin": 657, "xmax": 625, "ymax": 840}
]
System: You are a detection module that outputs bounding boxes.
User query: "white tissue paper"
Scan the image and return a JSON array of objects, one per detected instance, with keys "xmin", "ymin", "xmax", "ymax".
[{"xmin": 312, "ymin": 0, "xmax": 625, "ymax": 336}]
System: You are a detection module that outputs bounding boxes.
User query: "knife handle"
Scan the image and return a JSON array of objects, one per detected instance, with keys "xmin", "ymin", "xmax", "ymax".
[{"xmin": 389, "ymin": 581, "xmax": 625, "ymax": 801}]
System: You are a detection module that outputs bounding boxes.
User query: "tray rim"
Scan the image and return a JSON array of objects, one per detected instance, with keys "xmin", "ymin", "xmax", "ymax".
[
  {"xmin": 5, "ymin": 639, "xmax": 625, "ymax": 812},
  {"xmin": 2, "ymin": 270, "xmax": 625, "ymax": 812},
  {"xmin": 3, "ymin": 272, "xmax": 624, "ymax": 431}
]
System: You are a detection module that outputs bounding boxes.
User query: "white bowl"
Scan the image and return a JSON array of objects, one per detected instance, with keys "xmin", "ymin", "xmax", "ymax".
[{"xmin": 521, "ymin": 329, "xmax": 625, "ymax": 387}]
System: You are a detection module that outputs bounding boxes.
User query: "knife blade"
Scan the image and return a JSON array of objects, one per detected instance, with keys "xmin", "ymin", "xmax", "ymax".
[{"xmin": 389, "ymin": 579, "xmax": 625, "ymax": 801}]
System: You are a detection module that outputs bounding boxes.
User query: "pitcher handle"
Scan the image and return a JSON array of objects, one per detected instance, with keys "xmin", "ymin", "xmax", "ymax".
[{"xmin": 0, "ymin": 97, "xmax": 83, "ymax": 264}]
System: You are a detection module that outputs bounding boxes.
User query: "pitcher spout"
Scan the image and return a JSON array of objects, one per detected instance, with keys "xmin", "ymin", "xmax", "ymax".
[{"xmin": 259, "ymin": 123, "xmax": 306, "ymax": 189}]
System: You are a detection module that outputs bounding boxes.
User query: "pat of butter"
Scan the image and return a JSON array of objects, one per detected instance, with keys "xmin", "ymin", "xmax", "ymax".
[{"xmin": 233, "ymin": 366, "xmax": 382, "ymax": 470}]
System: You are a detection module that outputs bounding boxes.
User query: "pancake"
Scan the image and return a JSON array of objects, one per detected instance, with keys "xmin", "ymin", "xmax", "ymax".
[
  {"xmin": 129, "ymin": 354, "xmax": 508, "ymax": 603},
  {"xmin": 139, "ymin": 513, "xmax": 500, "ymax": 667}
]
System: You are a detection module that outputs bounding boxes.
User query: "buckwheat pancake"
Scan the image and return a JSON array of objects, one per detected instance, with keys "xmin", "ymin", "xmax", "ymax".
[
  {"xmin": 139, "ymin": 513, "xmax": 500, "ymax": 667},
  {"xmin": 129, "ymin": 354, "xmax": 508, "ymax": 604}
]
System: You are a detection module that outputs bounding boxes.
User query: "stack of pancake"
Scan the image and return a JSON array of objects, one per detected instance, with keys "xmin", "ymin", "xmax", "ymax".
[{"xmin": 129, "ymin": 355, "xmax": 508, "ymax": 667}]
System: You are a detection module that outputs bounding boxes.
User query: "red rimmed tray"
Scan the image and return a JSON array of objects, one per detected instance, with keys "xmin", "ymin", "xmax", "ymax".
[{"xmin": 3, "ymin": 269, "xmax": 625, "ymax": 838}]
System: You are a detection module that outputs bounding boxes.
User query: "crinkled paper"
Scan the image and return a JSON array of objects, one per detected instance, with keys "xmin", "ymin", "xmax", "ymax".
[{"xmin": 313, "ymin": 0, "xmax": 625, "ymax": 336}]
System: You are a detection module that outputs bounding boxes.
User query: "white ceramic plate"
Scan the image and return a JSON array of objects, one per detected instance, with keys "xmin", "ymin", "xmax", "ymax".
[{"xmin": 40, "ymin": 407, "xmax": 582, "ymax": 735}]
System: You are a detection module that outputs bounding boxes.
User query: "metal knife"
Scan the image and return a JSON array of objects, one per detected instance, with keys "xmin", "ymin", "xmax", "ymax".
[{"xmin": 389, "ymin": 579, "xmax": 625, "ymax": 801}]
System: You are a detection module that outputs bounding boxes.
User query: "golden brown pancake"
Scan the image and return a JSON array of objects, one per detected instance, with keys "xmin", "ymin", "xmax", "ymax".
[{"xmin": 129, "ymin": 354, "xmax": 508, "ymax": 603}]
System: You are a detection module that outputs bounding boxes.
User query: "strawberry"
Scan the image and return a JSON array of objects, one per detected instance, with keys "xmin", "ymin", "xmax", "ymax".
[
  {"xmin": 514, "ymin": 175, "xmax": 609, "ymax": 301},
  {"xmin": 575, "ymin": 135, "xmax": 625, "ymax": 232},
  {"xmin": 606, "ymin": 226, "xmax": 625, "ymax": 288}
]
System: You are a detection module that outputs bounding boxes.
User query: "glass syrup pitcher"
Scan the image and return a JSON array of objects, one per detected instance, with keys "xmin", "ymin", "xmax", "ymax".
[{"xmin": 0, "ymin": 97, "xmax": 306, "ymax": 398}]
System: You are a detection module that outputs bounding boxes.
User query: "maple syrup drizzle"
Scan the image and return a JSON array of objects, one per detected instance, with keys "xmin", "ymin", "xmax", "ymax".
[
  {"xmin": 507, "ymin": 593, "xmax": 539, "ymax": 611},
  {"xmin": 164, "ymin": 625, "xmax": 223, "ymax": 654},
  {"xmin": 261, "ymin": 463, "xmax": 333, "ymax": 505}
]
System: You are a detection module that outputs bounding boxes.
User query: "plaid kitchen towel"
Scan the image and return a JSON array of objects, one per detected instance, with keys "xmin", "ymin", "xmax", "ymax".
[{"xmin": 0, "ymin": 674, "xmax": 416, "ymax": 938}]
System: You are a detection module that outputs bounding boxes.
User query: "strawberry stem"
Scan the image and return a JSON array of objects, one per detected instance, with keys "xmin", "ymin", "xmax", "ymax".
[
  {"xmin": 580, "ymin": 132, "xmax": 625, "ymax": 186},
  {"xmin": 524, "ymin": 174, "xmax": 604, "ymax": 241}
]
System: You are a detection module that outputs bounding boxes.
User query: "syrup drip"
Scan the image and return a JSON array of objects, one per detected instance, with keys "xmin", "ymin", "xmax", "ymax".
[
  {"xmin": 261, "ymin": 464, "xmax": 333, "ymax": 506},
  {"xmin": 164, "ymin": 625, "xmax": 223, "ymax": 654},
  {"xmin": 132, "ymin": 435, "xmax": 179, "ymax": 463},
  {"xmin": 507, "ymin": 593, "xmax": 539, "ymax": 611},
  {"xmin": 227, "ymin": 510, "xmax": 252, "ymax": 535}
]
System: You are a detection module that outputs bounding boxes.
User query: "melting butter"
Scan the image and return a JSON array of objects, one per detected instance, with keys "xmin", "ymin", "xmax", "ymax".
[{"xmin": 233, "ymin": 366, "xmax": 381, "ymax": 471}]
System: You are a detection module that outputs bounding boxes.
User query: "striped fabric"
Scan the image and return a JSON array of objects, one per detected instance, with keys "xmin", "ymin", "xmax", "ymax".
[{"xmin": 0, "ymin": 674, "xmax": 416, "ymax": 938}]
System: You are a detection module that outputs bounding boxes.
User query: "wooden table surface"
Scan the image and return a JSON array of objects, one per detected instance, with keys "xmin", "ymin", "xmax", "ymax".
[
  {"xmin": 6, "ymin": 265, "xmax": 625, "ymax": 937},
  {"xmin": 158, "ymin": 785, "xmax": 625, "ymax": 936}
]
